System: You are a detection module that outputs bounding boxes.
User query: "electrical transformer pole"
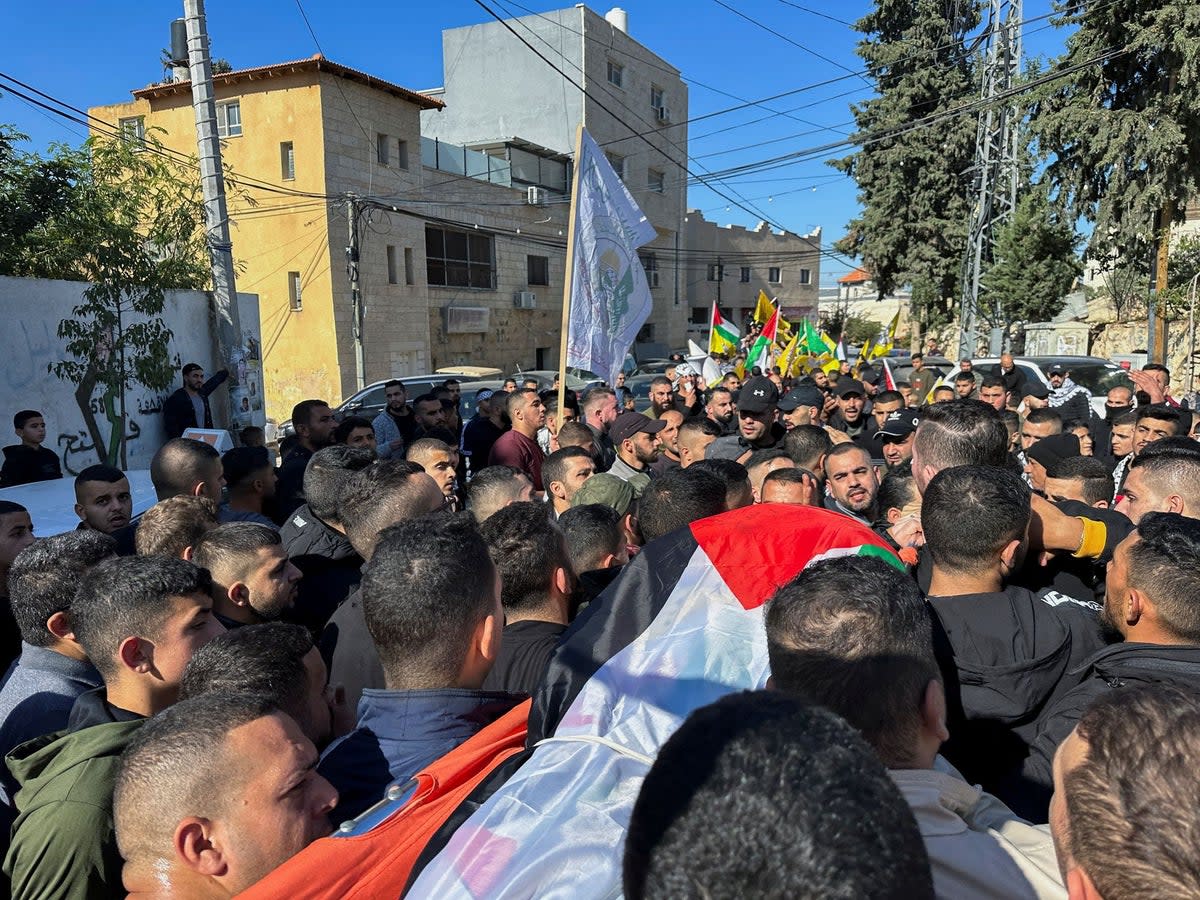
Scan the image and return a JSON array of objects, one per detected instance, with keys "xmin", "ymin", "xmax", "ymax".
[
  {"xmin": 346, "ymin": 196, "xmax": 366, "ymax": 391},
  {"xmin": 182, "ymin": 0, "xmax": 244, "ymax": 424},
  {"xmin": 958, "ymin": 0, "xmax": 1022, "ymax": 360}
]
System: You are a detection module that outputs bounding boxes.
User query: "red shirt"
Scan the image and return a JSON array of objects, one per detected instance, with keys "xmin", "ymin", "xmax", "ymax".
[{"xmin": 489, "ymin": 429, "xmax": 545, "ymax": 491}]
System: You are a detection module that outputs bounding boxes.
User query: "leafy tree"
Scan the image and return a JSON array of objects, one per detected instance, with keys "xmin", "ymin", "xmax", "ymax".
[
  {"xmin": 820, "ymin": 310, "xmax": 883, "ymax": 348},
  {"xmin": 1029, "ymin": 0, "xmax": 1200, "ymax": 269},
  {"xmin": 978, "ymin": 186, "xmax": 1081, "ymax": 337},
  {"xmin": 831, "ymin": 0, "xmax": 981, "ymax": 333},
  {"xmin": 0, "ymin": 128, "xmax": 210, "ymax": 466}
]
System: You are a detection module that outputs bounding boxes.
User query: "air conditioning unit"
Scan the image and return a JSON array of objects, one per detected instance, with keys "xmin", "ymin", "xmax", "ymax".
[
  {"xmin": 527, "ymin": 186, "xmax": 547, "ymax": 206},
  {"xmin": 514, "ymin": 291, "xmax": 537, "ymax": 309},
  {"xmin": 656, "ymin": 106, "xmax": 670, "ymax": 123}
]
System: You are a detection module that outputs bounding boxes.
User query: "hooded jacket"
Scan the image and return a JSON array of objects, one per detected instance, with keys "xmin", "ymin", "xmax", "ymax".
[
  {"xmin": 1019, "ymin": 642, "xmax": 1200, "ymax": 813},
  {"xmin": 3, "ymin": 690, "xmax": 143, "ymax": 900},
  {"xmin": 926, "ymin": 585, "xmax": 1108, "ymax": 799},
  {"xmin": 281, "ymin": 503, "xmax": 364, "ymax": 633}
]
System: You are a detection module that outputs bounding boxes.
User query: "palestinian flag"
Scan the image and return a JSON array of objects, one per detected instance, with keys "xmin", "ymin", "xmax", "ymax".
[
  {"xmin": 709, "ymin": 303, "xmax": 740, "ymax": 356},
  {"xmin": 745, "ymin": 307, "xmax": 779, "ymax": 371},
  {"xmin": 882, "ymin": 356, "xmax": 897, "ymax": 391},
  {"xmin": 408, "ymin": 504, "xmax": 901, "ymax": 898}
]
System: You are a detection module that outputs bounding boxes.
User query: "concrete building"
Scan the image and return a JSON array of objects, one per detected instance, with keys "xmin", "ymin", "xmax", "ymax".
[
  {"xmin": 91, "ymin": 55, "xmax": 571, "ymax": 419},
  {"xmin": 683, "ymin": 210, "xmax": 821, "ymax": 340},
  {"xmin": 421, "ymin": 5, "xmax": 689, "ymax": 351}
]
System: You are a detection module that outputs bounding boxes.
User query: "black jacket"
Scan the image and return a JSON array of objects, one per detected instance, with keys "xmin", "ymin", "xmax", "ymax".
[
  {"xmin": 992, "ymin": 364, "xmax": 1027, "ymax": 397},
  {"xmin": 320, "ymin": 586, "xmax": 384, "ymax": 714},
  {"xmin": 279, "ymin": 504, "xmax": 363, "ymax": 634},
  {"xmin": 926, "ymin": 584, "xmax": 1109, "ymax": 797},
  {"xmin": 480, "ymin": 620, "xmax": 567, "ymax": 695},
  {"xmin": 0, "ymin": 445, "xmax": 61, "ymax": 488},
  {"xmin": 275, "ymin": 444, "xmax": 315, "ymax": 522},
  {"xmin": 1019, "ymin": 642, "xmax": 1200, "ymax": 816},
  {"xmin": 161, "ymin": 370, "xmax": 229, "ymax": 439}
]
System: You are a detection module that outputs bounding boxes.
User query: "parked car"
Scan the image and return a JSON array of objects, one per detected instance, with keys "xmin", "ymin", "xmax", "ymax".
[
  {"xmin": 890, "ymin": 356, "xmax": 952, "ymax": 388},
  {"xmin": 435, "ymin": 366, "xmax": 503, "ymax": 379},
  {"xmin": 507, "ymin": 370, "xmax": 600, "ymax": 392},
  {"xmin": 624, "ymin": 374, "xmax": 658, "ymax": 413},
  {"xmin": 932, "ymin": 356, "xmax": 1131, "ymax": 418},
  {"xmin": 275, "ymin": 373, "xmax": 453, "ymax": 439}
]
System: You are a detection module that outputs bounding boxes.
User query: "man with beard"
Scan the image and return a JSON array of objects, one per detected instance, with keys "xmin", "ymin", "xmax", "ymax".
[
  {"xmin": 373, "ymin": 380, "xmax": 417, "ymax": 460},
  {"xmin": 878, "ymin": 410, "xmax": 920, "ymax": 471},
  {"xmin": 827, "ymin": 379, "xmax": 869, "ymax": 441},
  {"xmin": 277, "ymin": 400, "xmax": 336, "ymax": 518},
  {"xmin": 704, "ymin": 386, "xmax": 736, "ymax": 436},
  {"xmin": 707, "ymin": 377, "xmax": 784, "ymax": 462},
  {"xmin": 1046, "ymin": 364, "xmax": 1092, "ymax": 424},
  {"xmin": 191, "ymin": 524, "xmax": 302, "ymax": 630},
  {"xmin": 608, "ymin": 413, "xmax": 665, "ymax": 493},
  {"xmin": 650, "ymin": 409, "xmax": 684, "ymax": 475},
  {"xmin": 647, "ymin": 377, "xmax": 675, "ymax": 420},
  {"xmin": 822, "ymin": 443, "xmax": 878, "ymax": 523},
  {"xmin": 1021, "ymin": 513, "xmax": 1200, "ymax": 811},
  {"xmin": 580, "ymin": 387, "xmax": 619, "ymax": 471},
  {"xmin": 777, "ymin": 384, "xmax": 823, "ymax": 431}
]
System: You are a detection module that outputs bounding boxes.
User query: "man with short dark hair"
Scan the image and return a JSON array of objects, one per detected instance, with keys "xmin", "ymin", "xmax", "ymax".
[
  {"xmin": 462, "ymin": 388, "xmax": 507, "ymax": 476},
  {"xmin": 73, "ymin": 465, "xmax": 133, "ymax": 536},
  {"xmin": 910, "ymin": 399, "xmax": 1010, "ymax": 495},
  {"xmin": 323, "ymin": 461, "xmax": 446, "ymax": 710},
  {"xmin": 220, "ymin": 445, "xmax": 277, "ymax": 527},
  {"xmin": 1115, "ymin": 437, "xmax": 1200, "ymax": 523},
  {"xmin": 1020, "ymin": 408, "xmax": 1063, "ymax": 452},
  {"xmin": 543, "ymin": 446, "xmax": 595, "ymax": 517},
  {"xmin": 180, "ymin": 622, "xmax": 347, "ymax": 751},
  {"xmin": 1131, "ymin": 402, "xmax": 1181, "ymax": 455},
  {"xmin": 823, "ymin": 443, "xmax": 879, "ymax": 523},
  {"xmin": 704, "ymin": 385, "xmax": 736, "ymax": 436},
  {"xmin": 4, "ymin": 556, "xmax": 223, "ymax": 898},
  {"xmin": 318, "ymin": 515, "xmax": 521, "ymax": 822},
  {"xmin": 150, "ymin": 437, "xmax": 225, "ymax": 505},
  {"xmin": 677, "ymin": 417, "xmax": 719, "ymax": 468},
  {"xmin": 828, "ymin": 378, "xmax": 870, "ymax": 439},
  {"xmin": 480, "ymin": 503, "xmax": 576, "ymax": 693},
  {"xmin": 466, "ymin": 465, "xmax": 534, "ymax": 523},
  {"xmin": 373, "ymin": 379, "xmax": 416, "ymax": 460},
  {"xmin": 745, "ymin": 448, "xmax": 794, "ymax": 503},
  {"xmin": 333, "ymin": 415, "xmax": 377, "ymax": 455},
  {"xmin": 767, "ymin": 556, "xmax": 1065, "ymax": 898},
  {"xmin": 407, "ymin": 437, "xmax": 459, "ymax": 508},
  {"xmin": 277, "ymin": 400, "xmax": 337, "ymax": 518},
  {"xmin": 760, "ymin": 466, "xmax": 819, "ymax": 505},
  {"xmin": 921, "ymin": 466, "xmax": 1106, "ymax": 802},
  {"xmin": 708, "ymin": 376, "xmax": 784, "ymax": 462},
  {"xmin": 114, "ymin": 693, "xmax": 338, "ymax": 898},
  {"xmin": 647, "ymin": 376, "xmax": 674, "ymax": 420},
  {"xmin": 0, "ymin": 532, "xmax": 114, "ymax": 823},
  {"xmin": 689, "ymin": 458, "xmax": 753, "ymax": 511},
  {"xmin": 783, "ymin": 423, "xmax": 833, "ymax": 479},
  {"xmin": 1046, "ymin": 364, "xmax": 1092, "ymax": 423},
  {"xmin": 279, "ymin": 446, "xmax": 373, "ymax": 632},
  {"xmin": 1044, "ymin": 455, "xmax": 1113, "ymax": 508},
  {"xmin": 1049, "ymin": 685, "xmax": 1200, "ymax": 898},
  {"xmin": 637, "ymin": 467, "xmax": 726, "ymax": 541},
  {"xmin": 953, "ymin": 370, "xmax": 979, "ymax": 400},
  {"xmin": 489, "ymin": 389, "xmax": 546, "ymax": 490},
  {"xmin": 1, "ymin": 410, "xmax": 62, "ymax": 487},
  {"xmin": 908, "ymin": 354, "xmax": 935, "ymax": 404},
  {"xmin": 558, "ymin": 503, "xmax": 629, "ymax": 604},
  {"xmin": 979, "ymin": 376, "xmax": 1009, "ymax": 413},
  {"xmin": 623, "ymin": 690, "xmax": 935, "ymax": 900},
  {"xmin": 649, "ymin": 408, "xmax": 684, "ymax": 475},
  {"xmin": 192, "ymin": 523, "xmax": 302, "ymax": 629},
  {"xmin": 162, "ymin": 362, "xmax": 229, "ymax": 439},
  {"xmin": 777, "ymin": 383, "xmax": 823, "ymax": 431}
]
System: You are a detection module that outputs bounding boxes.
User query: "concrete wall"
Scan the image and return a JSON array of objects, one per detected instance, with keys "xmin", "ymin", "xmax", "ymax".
[{"xmin": 0, "ymin": 276, "xmax": 260, "ymax": 473}]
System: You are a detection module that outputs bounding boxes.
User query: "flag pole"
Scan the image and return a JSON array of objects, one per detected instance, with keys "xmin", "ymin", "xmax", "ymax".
[{"xmin": 556, "ymin": 123, "xmax": 585, "ymax": 431}]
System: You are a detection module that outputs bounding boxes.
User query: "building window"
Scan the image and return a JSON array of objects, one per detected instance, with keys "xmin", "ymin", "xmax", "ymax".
[
  {"xmin": 376, "ymin": 133, "xmax": 390, "ymax": 165},
  {"xmin": 707, "ymin": 263, "xmax": 724, "ymax": 282},
  {"xmin": 287, "ymin": 271, "xmax": 302, "ymax": 311},
  {"xmin": 216, "ymin": 100, "xmax": 242, "ymax": 138},
  {"xmin": 527, "ymin": 254, "xmax": 550, "ymax": 286},
  {"xmin": 690, "ymin": 306, "xmax": 707, "ymax": 325},
  {"xmin": 280, "ymin": 141, "xmax": 295, "ymax": 180},
  {"xmin": 740, "ymin": 266, "xmax": 751, "ymax": 283},
  {"xmin": 607, "ymin": 60, "xmax": 624, "ymax": 88},
  {"xmin": 386, "ymin": 245, "xmax": 398, "ymax": 284},
  {"xmin": 647, "ymin": 168, "xmax": 664, "ymax": 193},
  {"xmin": 798, "ymin": 267, "xmax": 812, "ymax": 285},
  {"xmin": 641, "ymin": 253, "xmax": 660, "ymax": 288},
  {"xmin": 650, "ymin": 85, "xmax": 664, "ymax": 111},
  {"xmin": 426, "ymin": 225, "xmax": 496, "ymax": 289},
  {"xmin": 606, "ymin": 152, "xmax": 625, "ymax": 181},
  {"xmin": 768, "ymin": 266, "xmax": 782, "ymax": 284},
  {"xmin": 397, "ymin": 139, "xmax": 409, "ymax": 170},
  {"xmin": 119, "ymin": 116, "xmax": 145, "ymax": 146},
  {"xmin": 404, "ymin": 247, "xmax": 414, "ymax": 285}
]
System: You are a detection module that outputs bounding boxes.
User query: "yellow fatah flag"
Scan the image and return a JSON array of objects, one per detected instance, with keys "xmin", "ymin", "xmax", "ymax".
[
  {"xmin": 777, "ymin": 334, "xmax": 800, "ymax": 377},
  {"xmin": 753, "ymin": 291, "xmax": 776, "ymax": 325},
  {"xmin": 870, "ymin": 310, "xmax": 901, "ymax": 360}
]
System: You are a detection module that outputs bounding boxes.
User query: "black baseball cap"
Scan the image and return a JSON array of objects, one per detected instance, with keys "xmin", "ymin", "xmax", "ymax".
[
  {"xmin": 737, "ymin": 376, "xmax": 780, "ymax": 414},
  {"xmin": 834, "ymin": 379, "xmax": 866, "ymax": 399},
  {"xmin": 610, "ymin": 412, "xmax": 667, "ymax": 445},
  {"xmin": 878, "ymin": 410, "xmax": 921, "ymax": 439},
  {"xmin": 778, "ymin": 385, "xmax": 824, "ymax": 412},
  {"xmin": 1046, "ymin": 364, "xmax": 1067, "ymax": 376},
  {"xmin": 1023, "ymin": 382, "xmax": 1050, "ymax": 400}
]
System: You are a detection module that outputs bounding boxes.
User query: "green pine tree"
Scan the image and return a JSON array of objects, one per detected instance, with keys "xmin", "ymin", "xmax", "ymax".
[
  {"xmin": 831, "ymin": 0, "xmax": 982, "ymax": 332},
  {"xmin": 1029, "ymin": 0, "xmax": 1200, "ymax": 266},
  {"xmin": 979, "ymin": 186, "xmax": 1082, "ymax": 336}
]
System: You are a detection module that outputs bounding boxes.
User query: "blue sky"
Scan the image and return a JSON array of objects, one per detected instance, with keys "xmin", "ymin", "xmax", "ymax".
[{"xmin": 0, "ymin": 0, "xmax": 1066, "ymax": 284}]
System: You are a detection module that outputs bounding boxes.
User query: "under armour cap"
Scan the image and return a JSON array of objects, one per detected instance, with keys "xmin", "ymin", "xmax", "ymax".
[{"xmin": 737, "ymin": 376, "xmax": 779, "ymax": 414}]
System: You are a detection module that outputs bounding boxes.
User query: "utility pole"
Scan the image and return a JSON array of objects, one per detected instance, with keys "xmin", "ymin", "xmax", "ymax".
[
  {"xmin": 346, "ymin": 195, "xmax": 365, "ymax": 391},
  {"xmin": 957, "ymin": 0, "xmax": 1022, "ymax": 360},
  {"xmin": 181, "ymin": 0, "xmax": 244, "ymax": 425}
]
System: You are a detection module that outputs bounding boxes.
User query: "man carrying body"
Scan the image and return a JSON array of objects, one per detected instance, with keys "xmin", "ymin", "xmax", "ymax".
[
  {"xmin": 543, "ymin": 447, "xmax": 595, "ymax": 517},
  {"xmin": 823, "ymin": 443, "xmax": 879, "ymax": 523},
  {"xmin": 707, "ymin": 376, "xmax": 784, "ymax": 462},
  {"xmin": 648, "ymin": 409, "xmax": 684, "ymax": 475},
  {"xmin": 192, "ymin": 523, "xmax": 303, "ymax": 630}
]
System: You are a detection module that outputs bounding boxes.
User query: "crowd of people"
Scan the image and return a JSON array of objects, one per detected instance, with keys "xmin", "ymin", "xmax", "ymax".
[{"xmin": 0, "ymin": 350, "xmax": 1199, "ymax": 898}]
